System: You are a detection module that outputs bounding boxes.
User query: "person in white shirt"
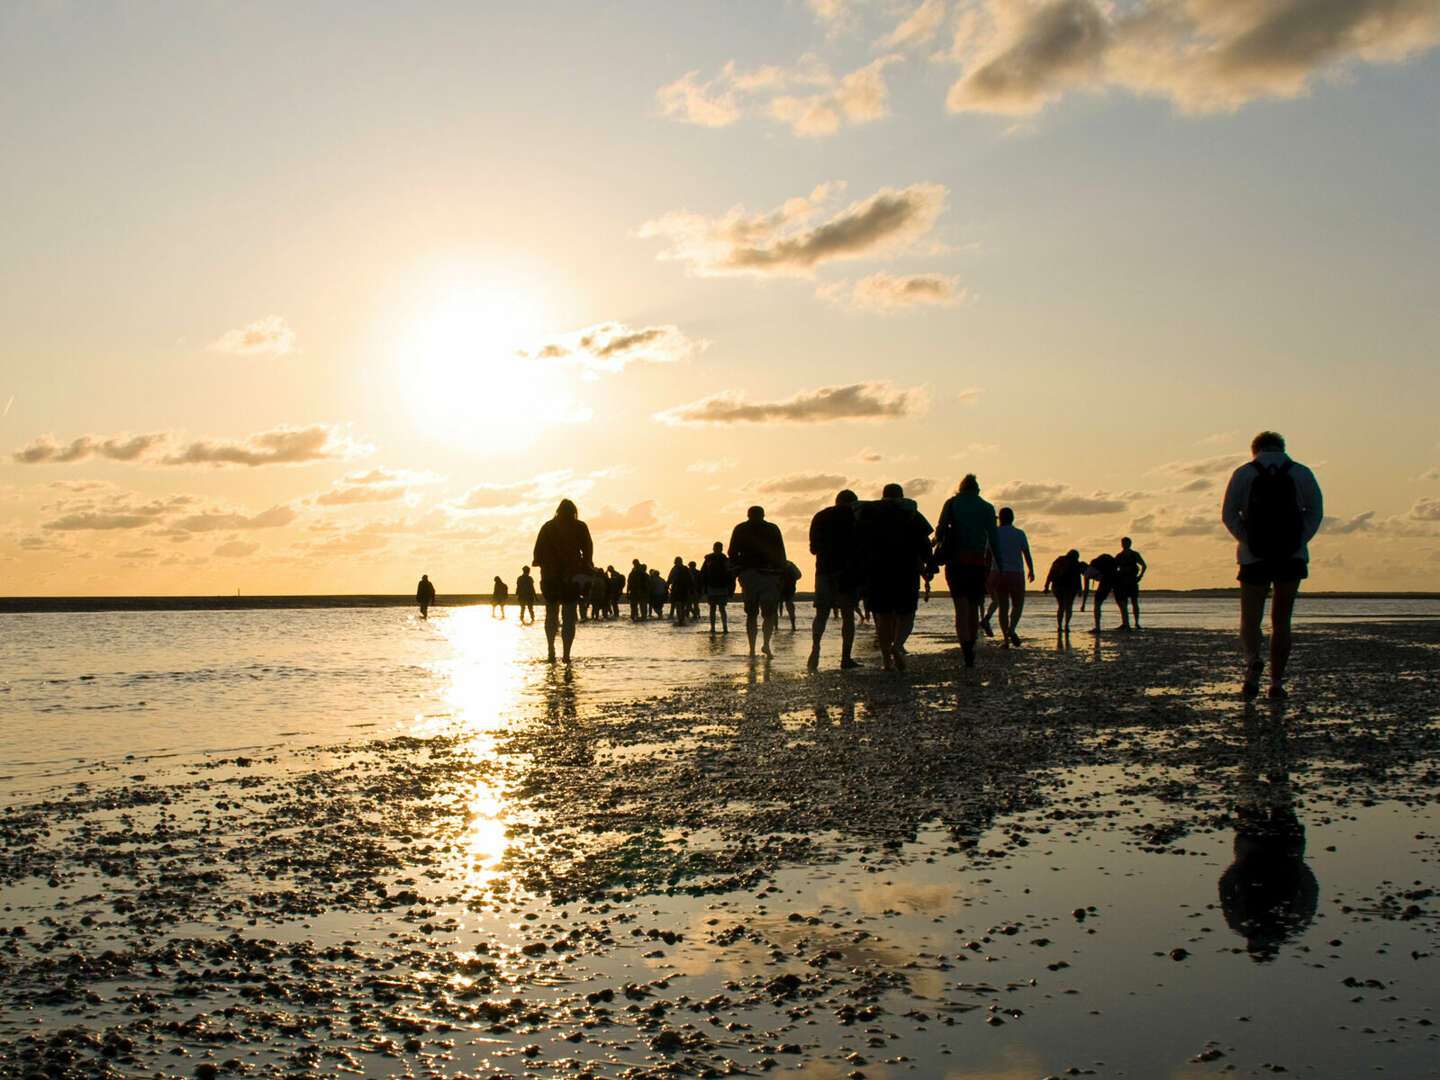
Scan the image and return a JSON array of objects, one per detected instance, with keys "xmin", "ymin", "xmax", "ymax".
[
  {"xmin": 987, "ymin": 506, "xmax": 1034, "ymax": 647},
  {"xmin": 1221, "ymin": 431, "xmax": 1324, "ymax": 700}
]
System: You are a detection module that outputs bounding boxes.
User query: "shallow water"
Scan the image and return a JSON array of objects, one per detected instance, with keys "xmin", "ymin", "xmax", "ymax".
[{"xmin": 1, "ymin": 602, "xmax": 1437, "ymax": 1079}]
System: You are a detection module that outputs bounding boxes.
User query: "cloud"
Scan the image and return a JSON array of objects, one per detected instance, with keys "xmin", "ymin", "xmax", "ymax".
[
  {"xmin": 214, "ymin": 540, "xmax": 261, "ymax": 558},
  {"xmin": 313, "ymin": 468, "xmax": 440, "ymax": 507},
  {"xmin": 851, "ymin": 446, "xmax": 886, "ymax": 463},
  {"xmin": 1198, "ymin": 430, "xmax": 1239, "ymax": 446},
  {"xmin": 162, "ymin": 424, "xmax": 366, "ymax": 467},
  {"xmin": 1156, "ymin": 453, "xmax": 1245, "ymax": 477},
  {"xmin": 1172, "ymin": 477, "xmax": 1212, "ymax": 494},
  {"xmin": 640, "ymin": 181, "xmax": 948, "ymax": 278},
  {"xmin": 656, "ymin": 380, "xmax": 928, "ymax": 425},
  {"xmin": 820, "ymin": 271, "xmax": 969, "ymax": 310},
  {"xmin": 452, "ymin": 469, "xmax": 602, "ymax": 513},
  {"xmin": 752, "ymin": 472, "xmax": 851, "ymax": 494},
  {"xmin": 881, "ymin": 0, "xmax": 950, "ymax": 49},
  {"xmin": 42, "ymin": 493, "xmax": 194, "ymax": 531},
  {"xmin": 168, "ymin": 505, "xmax": 296, "ymax": 533},
  {"xmin": 946, "ymin": 0, "xmax": 1440, "ymax": 116},
  {"xmin": 1129, "ymin": 508, "xmax": 1223, "ymax": 537},
  {"xmin": 659, "ymin": 55, "xmax": 899, "ymax": 136},
  {"xmin": 13, "ymin": 432, "xmax": 170, "ymax": 465},
  {"xmin": 956, "ymin": 386, "xmax": 983, "ymax": 403},
  {"xmin": 1412, "ymin": 497, "xmax": 1440, "ymax": 521},
  {"xmin": 519, "ymin": 323, "xmax": 706, "ymax": 376},
  {"xmin": 1323, "ymin": 511, "xmax": 1376, "ymax": 534},
  {"xmin": 900, "ymin": 477, "xmax": 936, "ymax": 497},
  {"xmin": 587, "ymin": 500, "xmax": 661, "ymax": 535},
  {"xmin": 208, "ymin": 315, "xmax": 297, "ymax": 358},
  {"xmin": 991, "ymin": 479, "xmax": 1127, "ymax": 514},
  {"xmin": 1421, "ymin": 467, "xmax": 1440, "ymax": 481}
]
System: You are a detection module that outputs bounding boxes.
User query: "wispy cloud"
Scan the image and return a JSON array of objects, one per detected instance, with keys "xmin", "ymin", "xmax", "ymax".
[
  {"xmin": 313, "ymin": 468, "xmax": 441, "ymax": 507},
  {"xmin": 751, "ymin": 472, "xmax": 851, "ymax": 494},
  {"xmin": 1412, "ymin": 497, "xmax": 1440, "ymax": 521},
  {"xmin": 520, "ymin": 322, "xmax": 707, "ymax": 376},
  {"xmin": 820, "ymin": 271, "xmax": 968, "ymax": 310},
  {"xmin": 687, "ymin": 458, "xmax": 738, "ymax": 474},
  {"xmin": 656, "ymin": 381, "xmax": 928, "ymax": 425},
  {"xmin": 14, "ymin": 432, "xmax": 170, "ymax": 465},
  {"xmin": 587, "ymin": 500, "xmax": 662, "ymax": 535},
  {"xmin": 161, "ymin": 425, "xmax": 367, "ymax": 467},
  {"xmin": 1155, "ymin": 453, "xmax": 1245, "ymax": 478},
  {"xmin": 880, "ymin": 0, "xmax": 949, "ymax": 50},
  {"xmin": 208, "ymin": 315, "xmax": 297, "ymax": 358},
  {"xmin": 990, "ymin": 480, "xmax": 1127, "ymax": 515},
  {"xmin": 168, "ymin": 505, "xmax": 296, "ymax": 533},
  {"xmin": 640, "ymin": 182, "xmax": 948, "ymax": 278},
  {"xmin": 945, "ymin": 0, "xmax": 1440, "ymax": 116},
  {"xmin": 1128, "ymin": 508, "xmax": 1223, "ymax": 537},
  {"xmin": 41, "ymin": 493, "xmax": 195, "ymax": 531},
  {"xmin": 1323, "ymin": 511, "xmax": 1376, "ymax": 535},
  {"xmin": 214, "ymin": 540, "xmax": 261, "ymax": 558}
]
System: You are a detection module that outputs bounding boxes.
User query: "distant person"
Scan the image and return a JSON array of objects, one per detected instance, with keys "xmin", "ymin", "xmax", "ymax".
[
  {"xmin": 666, "ymin": 556, "xmax": 694, "ymax": 626},
  {"xmin": 807, "ymin": 489, "xmax": 861, "ymax": 670},
  {"xmin": 648, "ymin": 568, "xmax": 667, "ymax": 618},
  {"xmin": 1113, "ymin": 536, "xmax": 1148, "ymax": 629},
  {"xmin": 699, "ymin": 541, "xmax": 735, "ymax": 633},
  {"xmin": 728, "ymin": 505, "xmax": 787, "ymax": 658},
  {"xmin": 780, "ymin": 560, "xmax": 801, "ymax": 631},
  {"xmin": 606, "ymin": 565, "xmax": 625, "ymax": 619},
  {"xmin": 416, "ymin": 573, "xmax": 436, "ymax": 619},
  {"xmin": 1221, "ymin": 431, "xmax": 1323, "ymax": 699},
  {"xmin": 1083, "ymin": 551, "xmax": 1125, "ymax": 633},
  {"xmin": 491, "ymin": 576, "xmax": 509, "ymax": 618},
  {"xmin": 515, "ymin": 566, "xmax": 537, "ymax": 624},
  {"xmin": 532, "ymin": 498, "xmax": 594, "ymax": 664},
  {"xmin": 1043, "ymin": 550, "xmax": 1085, "ymax": 635},
  {"xmin": 687, "ymin": 560, "xmax": 703, "ymax": 620},
  {"xmin": 627, "ymin": 560, "xmax": 648, "ymax": 621},
  {"xmin": 932, "ymin": 474, "xmax": 1001, "ymax": 668},
  {"xmin": 988, "ymin": 507, "xmax": 1034, "ymax": 647},
  {"xmin": 856, "ymin": 483, "xmax": 933, "ymax": 671},
  {"xmin": 588, "ymin": 567, "xmax": 608, "ymax": 621}
]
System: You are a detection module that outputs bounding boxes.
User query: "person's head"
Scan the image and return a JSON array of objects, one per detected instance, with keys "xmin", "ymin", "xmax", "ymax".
[
  {"xmin": 1067, "ymin": 549, "xmax": 1080, "ymax": 561},
  {"xmin": 555, "ymin": 498, "xmax": 578, "ymax": 520},
  {"xmin": 494, "ymin": 575, "xmax": 502, "ymax": 584},
  {"xmin": 1251, "ymin": 431, "xmax": 1285, "ymax": 455},
  {"xmin": 998, "ymin": 506, "xmax": 1014, "ymax": 525},
  {"xmin": 521, "ymin": 565, "xmax": 530, "ymax": 575},
  {"xmin": 747, "ymin": 505, "xmax": 765, "ymax": 522},
  {"xmin": 421, "ymin": 573, "xmax": 429, "ymax": 581},
  {"xmin": 882, "ymin": 482, "xmax": 904, "ymax": 500},
  {"xmin": 632, "ymin": 558, "xmax": 640, "ymax": 567},
  {"xmin": 674, "ymin": 556, "xmax": 683, "ymax": 566},
  {"xmin": 1120, "ymin": 536, "xmax": 1132, "ymax": 550},
  {"xmin": 688, "ymin": 560, "xmax": 697, "ymax": 569},
  {"xmin": 712, "ymin": 541, "xmax": 723, "ymax": 553},
  {"xmin": 958, "ymin": 473, "xmax": 979, "ymax": 495},
  {"xmin": 835, "ymin": 489, "xmax": 858, "ymax": 506}
]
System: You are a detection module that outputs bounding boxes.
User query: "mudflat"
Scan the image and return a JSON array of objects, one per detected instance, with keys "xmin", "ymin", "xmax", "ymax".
[{"xmin": 2, "ymin": 622, "xmax": 1436, "ymax": 1079}]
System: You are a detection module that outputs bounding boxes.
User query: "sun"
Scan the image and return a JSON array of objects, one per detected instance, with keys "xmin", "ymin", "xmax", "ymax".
[{"xmin": 392, "ymin": 261, "xmax": 568, "ymax": 449}]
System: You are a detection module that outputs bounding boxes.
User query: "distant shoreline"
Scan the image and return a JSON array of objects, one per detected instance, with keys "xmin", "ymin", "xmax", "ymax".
[{"xmin": 2, "ymin": 590, "xmax": 1438, "ymax": 613}]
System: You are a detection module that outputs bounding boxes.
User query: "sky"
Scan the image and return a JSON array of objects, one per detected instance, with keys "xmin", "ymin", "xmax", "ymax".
[{"xmin": 3, "ymin": 0, "xmax": 1439, "ymax": 595}]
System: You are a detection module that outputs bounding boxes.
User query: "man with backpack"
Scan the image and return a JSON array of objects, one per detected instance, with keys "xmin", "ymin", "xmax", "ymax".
[{"xmin": 1221, "ymin": 431, "xmax": 1324, "ymax": 700}]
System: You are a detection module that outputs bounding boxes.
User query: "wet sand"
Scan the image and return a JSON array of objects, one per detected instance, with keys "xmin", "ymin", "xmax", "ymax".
[{"xmin": 1, "ymin": 622, "xmax": 1437, "ymax": 1079}]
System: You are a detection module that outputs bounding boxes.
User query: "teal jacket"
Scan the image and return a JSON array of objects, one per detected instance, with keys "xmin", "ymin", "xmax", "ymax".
[{"xmin": 933, "ymin": 492, "xmax": 1000, "ymax": 567}]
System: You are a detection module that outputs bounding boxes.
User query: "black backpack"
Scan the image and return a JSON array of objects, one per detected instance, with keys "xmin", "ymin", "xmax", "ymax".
[{"xmin": 1245, "ymin": 461, "xmax": 1303, "ymax": 559}]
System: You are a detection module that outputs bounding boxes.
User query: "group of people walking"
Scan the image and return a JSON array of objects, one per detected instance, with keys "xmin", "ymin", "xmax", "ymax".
[{"xmin": 416, "ymin": 431, "xmax": 1323, "ymax": 698}]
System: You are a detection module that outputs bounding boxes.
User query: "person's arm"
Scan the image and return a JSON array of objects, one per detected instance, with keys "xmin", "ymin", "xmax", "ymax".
[
  {"xmin": 1298, "ymin": 466, "xmax": 1325, "ymax": 545},
  {"xmin": 1021, "ymin": 534, "xmax": 1034, "ymax": 581},
  {"xmin": 532, "ymin": 524, "xmax": 547, "ymax": 568},
  {"xmin": 1221, "ymin": 466, "xmax": 1249, "ymax": 543},
  {"xmin": 578, "ymin": 522, "xmax": 594, "ymax": 571},
  {"xmin": 1136, "ymin": 552, "xmax": 1147, "ymax": 580}
]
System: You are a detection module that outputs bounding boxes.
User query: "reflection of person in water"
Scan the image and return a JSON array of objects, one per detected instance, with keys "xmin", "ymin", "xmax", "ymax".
[
  {"xmin": 515, "ymin": 566, "xmax": 537, "ymax": 624},
  {"xmin": 416, "ymin": 573, "xmax": 436, "ymax": 619},
  {"xmin": 1219, "ymin": 712, "xmax": 1319, "ymax": 962},
  {"xmin": 532, "ymin": 499, "xmax": 593, "ymax": 664}
]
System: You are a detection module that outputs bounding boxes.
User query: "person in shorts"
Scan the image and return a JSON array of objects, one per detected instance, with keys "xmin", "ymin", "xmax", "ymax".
[
  {"xmin": 727, "ymin": 505, "xmax": 787, "ymax": 658},
  {"xmin": 1222, "ymin": 431, "xmax": 1324, "ymax": 699},
  {"xmin": 932, "ymin": 474, "xmax": 1002, "ymax": 669},
  {"xmin": 1113, "ymin": 536, "xmax": 1147, "ymax": 629},
  {"xmin": 807, "ymin": 489, "xmax": 861, "ymax": 669},
  {"xmin": 1083, "ymin": 551, "xmax": 1122, "ymax": 633},
  {"xmin": 699, "ymin": 542, "xmax": 735, "ymax": 633},
  {"xmin": 987, "ymin": 506, "xmax": 1034, "ymax": 647},
  {"xmin": 1043, "ymin": 549, "xmax": 1085, "ymax": 635},
  {"xmin": 531, "ymin": 499, "xmax": 593, "ymax": 664}
]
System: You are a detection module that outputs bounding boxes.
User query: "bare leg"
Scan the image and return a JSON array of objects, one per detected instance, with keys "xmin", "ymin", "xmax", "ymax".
[
  {"xmin": 809, "ymin": 605, "xmax": 829, "ymax": 669},
  {"xmin": 544, "ymin": 601, "xmax": 560, "ymax": 662},
  {"xmin": 761, "ymin": 604, "xmax": 777, "ymax": 657},
  {"xmin": 873, "ymin": 612, "xmax": 897, "ymax": 668},
  {"xmin": 560, "ymin": 600, "xmax": 577, "ymax": 663},
  {"xmin": 746, "ymin": 609, "xmax": 759, "ymax": 655},
  {"xmin": 894, "ymin": 611, "xmax": 915, "ymax": 668},
  {"xmin": 1239, "ymin": 584, "xmax": 1267, "ymax": 664},
  {"xmin": 1010, "ymin": 590, "xmax": 1026, "ymax": 641},
  {"xmin": 840, "ymin": 607, "xmax": 856, "ymax": 663},
  {"xmin": 997, "ymin": 592, "xmax": 1013, "ymax": 647},
  {"xmin": 1269, "ymin": 580, "xmax": 1299, "ymax": 690}
]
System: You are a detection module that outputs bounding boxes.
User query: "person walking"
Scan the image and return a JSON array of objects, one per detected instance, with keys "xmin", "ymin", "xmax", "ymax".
[
  {"xmin": 515, "ymin": 566, "xmax": 537, "ymax": 624},
  {"xmin": 727, "ymin": 505, "xmax": 787, "ymax": 658},
  {"xmin": 989, "ymin": 507, "xmax": 1034, "ymax": 646},
  {"xmin": 491, "ymin": 576, "xmax": 509, "ymax": 618},
  {"xmin": 856, "ymin": 483, "xmax": 933, "ymax": 671},
  {"xmin": 531, "ymin": 499, "xmax": 593, "ymax": 664},
  {"xmin": 932, "ymin": 475, "xmax": 1001, "ymax": 669},
  {"xmin": 416, "ymin": 573, "xmax": 436, "ymax": 619},
  {"xmin": 698, "ymin": 542, "xmax": 734, "ymax": 633},
  {"xmin": 1221, "ymin": 431, "xmax": 1324, "ymax": 699},
  {"xmin": 807, "ymin": 489, "xmax": 861, "ymax": 670}
]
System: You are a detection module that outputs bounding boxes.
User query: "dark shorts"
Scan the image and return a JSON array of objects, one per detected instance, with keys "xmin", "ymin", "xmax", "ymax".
[
  {"xmin": 1238, "ymin": 558, "xmax": 1308, "ymax": 586},
  {"xmin": 987, "ymin": 569, "xmax": 1025, "ymax": 599},
  {"xmin": 541, "ymin": 575, "xmax": 586, "ymax": 604},
  {"xmin": 737, "ymin": 568, "xmax": 782, "ymax": 615},
  {"xmin": 865, "ymin": 571, "xmax": 919, "ymax": 615},
  {"xmin": 945, "ymin": 563, "xmax": 988, "ymax": 606},
  {"xmin": 1113, "ymin": 579, "xmax": 1138, "ymax": 602},
  {"xmin": 813, "ymin": 571, "xmax": 858, "ymax": 611}
]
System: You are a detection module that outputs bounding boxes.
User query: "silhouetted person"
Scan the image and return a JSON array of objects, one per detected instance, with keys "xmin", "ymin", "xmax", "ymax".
[
  {"xmin": 699, "ymin": 541, "xmax": 734, "ymax": 633},
  {"xmin": 587, "ymin": 567, "xmax": 609, "ymax": 621},
  {"xmin": 780, "ymin": 560, "xmax": 801, "ymax": 630},
  {"xmin": 932, "ymin": 474, "xmax": 1001, "ymax": 668},
  {"xmin": 988, "ymin": 506, "xmax": 1034, "ymax": 647},
  {"xmin": 648, "ymin": 568, "xmax": 667, "ymax": 617},
  {"xmin": 606, "ymin": 565, "xmax": 625, "ymax": 619},
  {"xmin": 666, "ymin": 556, "xmax": 694, "ymax": 626},
  {"xmin": 515, "ymin": 566, "xmax": 537, "ymax": 624},
  {"xmin": 627, "ymin": 560, "xmax": 648, "ymax": 621},
  {"xmin": 687, "ymin": 560, "xmax": 702, "ymax": 620},
  {"xmin": 728, "ymin": 505, "xmax": 787, "ymax": 658},
  {"xmin": 1083, "ymin": 551, "xmax": 1124, "ymax": 633},
  {"xmin": 1113, "ymin": 536, "xmax": 1147, "ymax": 629},
  {"xmin": 807, "ymin": 489, "xmax": 861, "ymax": 670},
  {"xmin": 1222, "ymin": 430, "xmax": 1324, "ymax": 699},
  {"xmin": 857, "ymin": 483, "xmax": 933, "ymax": 671},
  {"xmin": 532, "ymin": 498, "xmax": 593, "ymax": 663},
  {"xmin": 1219, "ymin": 711, "xmax": 1318, "ymax": 961},
  {"xmin": 491, "ymin": 576, "xmax": 509, "ymax": 618},
  {"xmin": 1043, "ymin": 549, "xmax": 1085, "ymax": 635},
  {"xmin": 416, "ymin": 573, "xmax": 435, "ymax": 619}
]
